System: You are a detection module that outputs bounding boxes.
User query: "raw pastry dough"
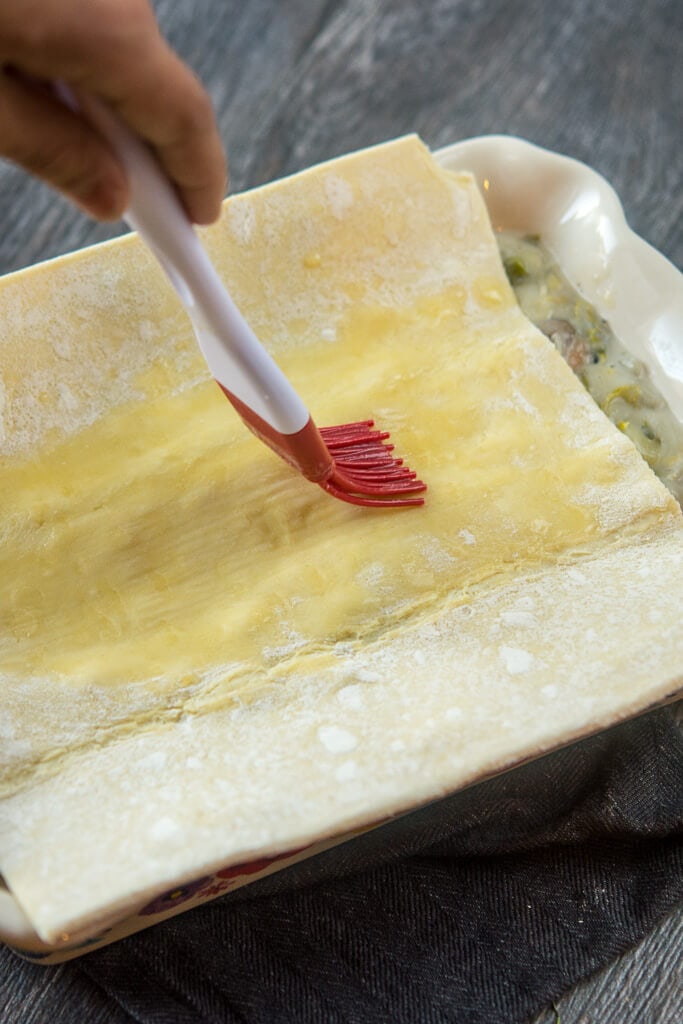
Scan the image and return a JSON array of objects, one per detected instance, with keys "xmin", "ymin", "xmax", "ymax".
[{"xmin": 0, "ymin": 136, "xmax": 681, "ymax": 941}]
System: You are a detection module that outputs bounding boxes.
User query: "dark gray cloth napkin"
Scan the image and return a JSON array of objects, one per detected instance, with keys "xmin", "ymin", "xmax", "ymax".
[{"xmin": 3, "ymin": 705, "xmax": 682, "ymax": 1024}]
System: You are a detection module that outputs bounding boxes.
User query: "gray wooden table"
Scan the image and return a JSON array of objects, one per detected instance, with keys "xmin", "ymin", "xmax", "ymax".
[{"xmin": 0, "ymin": 1, "xmax": 681, "ymax": 1021}]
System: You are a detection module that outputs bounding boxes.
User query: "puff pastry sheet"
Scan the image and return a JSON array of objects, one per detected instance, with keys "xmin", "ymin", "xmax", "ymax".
[{"xmin": 0, "ymin": 137, "xmax": 681, "ymax": 941}]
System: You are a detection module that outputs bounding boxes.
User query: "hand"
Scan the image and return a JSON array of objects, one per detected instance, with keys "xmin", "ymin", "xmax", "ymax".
[{"xmin": 0, "ymin": 0, "xmax": 227, "ymax": 223}]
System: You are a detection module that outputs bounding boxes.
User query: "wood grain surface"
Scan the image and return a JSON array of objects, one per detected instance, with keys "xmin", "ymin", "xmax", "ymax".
[{"xmin": 0, "ymin": 1, "xmax": 681, "ymax": 1021}]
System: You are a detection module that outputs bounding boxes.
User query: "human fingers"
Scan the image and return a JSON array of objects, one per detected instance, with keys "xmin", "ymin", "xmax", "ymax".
[
  {"xmin": 1, "ymin": 0, "xmax": 227, "ymax": 224},
  {"xmin": 0, "ymin": 69, "xmax": 129, "ymax": 219},
  {"xmin": 92, "ymin": 40, "xmax": 228, "ymax": 225}
]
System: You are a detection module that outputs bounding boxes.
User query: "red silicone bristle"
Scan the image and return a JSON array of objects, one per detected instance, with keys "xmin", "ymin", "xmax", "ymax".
[
  {"xmin": 319, "ymin": 419, "xmax": 426, "ymax": 507},
  {"xmin": 321, "ymin": 421, "xmax": 387, "ymax": 438},
  {"xmin": 216, "ymin": 381, "xmax": 424, "ymax": 508}
]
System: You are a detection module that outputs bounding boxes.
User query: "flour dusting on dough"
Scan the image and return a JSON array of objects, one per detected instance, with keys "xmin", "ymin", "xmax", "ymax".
[
  {"xmin": 499, "ymin": 646, "xmax": 535, "ymax": 675},
  {"xmin": 325, "ymin": 174, "xmax": 354, "ymax": 219},
  {"xmin": 500, "ymin": 610, "xmax": 537, "ymax": 628},
  {"xmin": 149, "ymin": 817, "xmax": 181, "ymax": 842},
  {"xmin": 318, "ymin": 726, "xmax": 358, "ymax": 754},
  {"xmin": 336, "ymin": 685, "xmax": 365, "ymax": 711},
  {"xmin": 228, "ymin": 199, "xmax": 256, "ymax": 244},
  {"xmin": 335, "ymin": 761, "xmax": 357, "ymax": 782}
]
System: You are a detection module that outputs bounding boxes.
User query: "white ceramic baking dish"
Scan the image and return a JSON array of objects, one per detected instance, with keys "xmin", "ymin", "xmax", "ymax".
[{"xmin": 1, "ymin": 134, "xmax": 681, "ymax": 962}]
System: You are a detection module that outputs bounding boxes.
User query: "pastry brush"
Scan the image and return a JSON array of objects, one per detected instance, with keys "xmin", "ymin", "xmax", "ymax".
[{"xmin": 60, "ymin": 87, "xmax": 426, "ymax": 508}]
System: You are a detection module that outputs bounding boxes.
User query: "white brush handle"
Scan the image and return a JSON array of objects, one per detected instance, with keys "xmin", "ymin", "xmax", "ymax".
[{"xmin": 66, "ymin": 88, "xmax": 309, "ymax": 434}]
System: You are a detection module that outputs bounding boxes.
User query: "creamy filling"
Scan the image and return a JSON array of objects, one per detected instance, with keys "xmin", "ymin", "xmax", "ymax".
[{"xmin": 498, "ymin": 232, "xmax": 683, "ymax": 506}]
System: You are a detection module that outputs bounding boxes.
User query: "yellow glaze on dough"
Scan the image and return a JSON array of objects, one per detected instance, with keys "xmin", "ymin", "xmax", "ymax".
[
  {"xmin": 1, "ymin": 300, "xmax": 676, "ymax": 693},
  {"xmin": 0, "ymin": 137, "xmax": 680, "ymax": 788}
]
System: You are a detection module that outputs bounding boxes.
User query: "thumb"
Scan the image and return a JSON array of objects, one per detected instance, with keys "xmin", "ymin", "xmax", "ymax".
[{"xmin": 0, "ymin": 70, "xmax": 129, "ymax": 220}]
